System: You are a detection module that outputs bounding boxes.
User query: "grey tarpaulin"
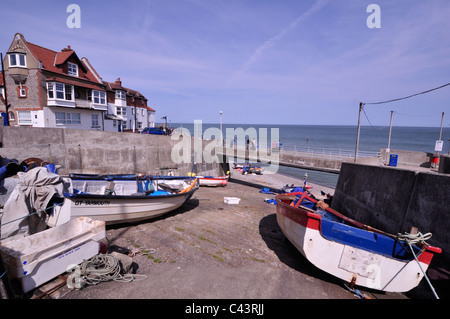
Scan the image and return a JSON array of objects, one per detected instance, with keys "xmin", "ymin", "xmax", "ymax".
[{"xmin": 0, "ymin": 167, "xmax": 71, "ymax": 240}]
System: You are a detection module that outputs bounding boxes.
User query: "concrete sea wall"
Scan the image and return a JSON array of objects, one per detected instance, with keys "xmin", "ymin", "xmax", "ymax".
[{"xmin": 0, "ymin": 126, "xmax": 225, "ymax": 176}]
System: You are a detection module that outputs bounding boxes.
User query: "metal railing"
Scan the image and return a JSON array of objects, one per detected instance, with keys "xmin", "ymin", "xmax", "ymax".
[
  {"xmin": 278, "ymin": 143, "xmax": 379, "ymax": 159},
  {"xmin": 222, "ymin": 141, "xmax": 379, "ymax": 160}
]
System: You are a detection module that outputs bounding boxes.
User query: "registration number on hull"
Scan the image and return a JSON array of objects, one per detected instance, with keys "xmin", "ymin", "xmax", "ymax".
[
  {"xmin": 338, "ymin": 245, "xmax": 381, "ymax": 279},
  {"xmin": 74, "ymin": 200, "xmax": 111, "ymax": 206}
]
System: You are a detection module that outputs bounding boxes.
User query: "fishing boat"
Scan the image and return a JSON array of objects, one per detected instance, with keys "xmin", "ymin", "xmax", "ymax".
[
  {"xmin": 197, "ymin": 175, "xmax": 229, "ymax": 187},
  {"xmin": 233, "ymin": 163, "xmax": 264, "ymax": 175},
  {"xmin": 275, "ymin": 190, "xmax": 442, "ymax": 293},
  {"xmin": 49, "ymin": 175, "xmax": 199, "ymax": 226},
  {"xmin": 68, "ymin": 173, "xmax": 229, "ymax": 187}
]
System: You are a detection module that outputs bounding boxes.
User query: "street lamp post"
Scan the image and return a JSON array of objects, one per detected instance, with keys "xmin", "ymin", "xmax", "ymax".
[{"xmin": 220, "ymin": 110, "xmax": 223, "ymax": 145}]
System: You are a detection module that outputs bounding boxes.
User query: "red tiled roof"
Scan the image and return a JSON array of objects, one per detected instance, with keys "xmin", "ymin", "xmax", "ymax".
[
  {"xmin": 103, "ymin": 79, "xmax": 149, "ymax": 102},
  {"xmin": 25, "ymin": 41, "xmax": 99, "ymax": 85},
  {"xmin": 54, "ymin": 50, "xmax": 74, "ymax": 65}
]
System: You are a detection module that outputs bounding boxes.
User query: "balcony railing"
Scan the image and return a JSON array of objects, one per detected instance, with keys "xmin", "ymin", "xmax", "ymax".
[{"xmin": 75, "ymin": 98, "xmax": 92, "ymax": 109}]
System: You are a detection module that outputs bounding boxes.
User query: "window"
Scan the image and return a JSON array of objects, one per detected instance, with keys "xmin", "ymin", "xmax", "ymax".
[
  {"xmin": 115, "ymin": 90, "xmax": 126, "ymax": 100},
  {"xmin": 67, "ymin": 62, "xmax": 78, "ymax": 76},
  {"xmin": 65, "ymin": 85, "xmax": 72, "ymax": 100},
  {"xmin": 47, "ymin": 82, "xmax": 73, "ymax": 101},
  {"xmin": 47, "ymin": 83, "xmax": 54, "ymax": 99},
  {"xmin": 117, "ymin": 107, "xmax": 126, "ymax": 116},
  {"xmin": 72, "ymin": 113, "xmax": 81, "ymax": 124},
  {"xmin": 55, "ymin": 112, "xmax": 81, "ymax": 125},
  {"xmin": 19, "ymin": 54, "xmax": 26, "ymax": 66},
  {"xmin": 122, "ymin": 120, "xmax": 127, "ymax": 130},
  {"xmin": 55, "ymin": 112, "xmax": 66, "ymax": 124},
  {"xmin": 9, "ymin": 54, "xmax": 16, "ymax": 66},
  {"xmin": 19, "ymin": 87, "xmax": 26, "ymax": 97},
  {"xmin": 56, "ymin": 83, "xmax": 65, "ymax": 99},
  {"xmin": 137, "ymin": 122, "xmax": 143, "ymax": 129},
  {"xmin": 91, "ymin": 114, "xmax": 99, "ymax": 127},
  {"xmin": 17, "ymin": 111, "xmax": 32, "ymax": 125},
  {"xmin": 92, "ymin": 90, "xmax": 106, "ymax": 105},
  {"xmin": 9, "ymin": 53, "xmax": 26, "ymax": 68}
]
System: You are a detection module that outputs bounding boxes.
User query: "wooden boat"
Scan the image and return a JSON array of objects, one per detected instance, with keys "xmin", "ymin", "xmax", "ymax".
[
  {"xmin": 275, "ymin": 190, "xmax": 442, "ymax": 293},
  {"xmin": 68, "ymin": 173, "xmax": 228, "ymax": 187},
  {"xmin": 197, "ymin": 175, "xmax": 229, "ymax": 187},
  {"xmin": 49, "ymin": 175, "xmax": 199, "ymax": 226},
  {"xmin": 233, "ymin": 164, "xmax": 263, "ymax": 175}
]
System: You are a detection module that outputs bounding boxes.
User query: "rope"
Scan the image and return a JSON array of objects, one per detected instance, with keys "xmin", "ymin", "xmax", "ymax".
[
  {"xmin": 78, "ymin": 254, "xmax": 147, "ymax": 287},
  {"xmin": 397, "ymin": 231, "xmax": 432, "ymax": 245},
  {"xmin": 363, "ymin": 81, "xmax": 450, "ymax": 105},
  {"xmin": 397, "ymin": 231, "xmax": 439, "ymax": 299}
]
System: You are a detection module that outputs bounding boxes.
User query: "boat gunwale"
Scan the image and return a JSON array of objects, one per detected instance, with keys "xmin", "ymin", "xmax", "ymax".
[{"xmin": 64, "ymin": 186, "xmax": 198, "ymax": 200}]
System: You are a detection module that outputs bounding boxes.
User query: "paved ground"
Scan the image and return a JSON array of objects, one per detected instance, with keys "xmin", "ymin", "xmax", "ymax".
[{"xmin": 25, "ymin": 169, "xmax": 406, "ymax": 302}]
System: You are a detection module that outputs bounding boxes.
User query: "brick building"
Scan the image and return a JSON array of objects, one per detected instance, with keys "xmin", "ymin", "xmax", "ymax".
[{"xmin": 1, "ymin": 33, "xmax": 155, "ymax": 131}]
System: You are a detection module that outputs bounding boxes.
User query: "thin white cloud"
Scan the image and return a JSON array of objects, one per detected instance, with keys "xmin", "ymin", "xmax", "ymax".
[{"xmin": 231, "ymin": 0, "xmax": 328, "ymax": 81}]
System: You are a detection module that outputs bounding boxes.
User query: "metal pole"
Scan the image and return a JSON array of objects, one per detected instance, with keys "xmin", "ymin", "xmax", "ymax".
[
  {"xmin": 1, "ymin": 53, "xmax": 9, "ymax": 126},
  {"xmin": 386, "ymin": 110, "xmax": 393, "ymax": 163},
  {"xmin": 439, "ymin": 112, "xmax": 444, "ymax": 140},
  {"xmin": 220, "ymin": 110, "xmax": 223, "ymax": 146},
  {"xmin": 387, "ymin": 110, "xmax": 393, "ymax": 151},
  {"xmin": 133, "ymin": 96, "xmax": 137, "ymax": 133},
  {"xmin": 437, "ymin": 112, "xmax": 444, "ymax": 156},
  {"xmin": 354, "ymin": 102, "xmax": 363, "ymax": 163}
]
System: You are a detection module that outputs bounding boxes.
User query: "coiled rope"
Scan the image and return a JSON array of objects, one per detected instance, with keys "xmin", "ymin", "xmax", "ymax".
[
  {"xmin": 78, "ymin": 254, "xmax": 147, "ymax": 286},
  {"xmin": 397, "ymin": 231, "xmax": 439, "ymax": 299},
  {"xmin": 397, "ymin": 231, "xmax": 433, "ymax": 245}
]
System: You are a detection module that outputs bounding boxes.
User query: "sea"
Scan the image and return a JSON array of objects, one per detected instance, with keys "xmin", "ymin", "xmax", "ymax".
[{"xmin": 169, "ymin": 123, "xmax": 450, "ymax": 189}]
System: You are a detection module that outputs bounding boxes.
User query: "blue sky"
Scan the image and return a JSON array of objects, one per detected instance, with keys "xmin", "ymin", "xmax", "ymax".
[{"xmin": 1, "ymin": 0, "xmax": 449, "ymax": 127}]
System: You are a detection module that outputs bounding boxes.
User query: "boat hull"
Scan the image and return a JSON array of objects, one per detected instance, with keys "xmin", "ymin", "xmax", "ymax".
[
  {"xmin": 198, "ymin": 176, "xmax": 228, "ymax": 187},
  {"xmin": 276, "ymin": 193, "xmax": 441, "ymax": 293},
  {"xmin": 66, "ymin": 191, "xmax": 195, "ymax": 225},
  {"xmin": 48, "ymin": 177, "xmax": 198, "ymax": 226}
]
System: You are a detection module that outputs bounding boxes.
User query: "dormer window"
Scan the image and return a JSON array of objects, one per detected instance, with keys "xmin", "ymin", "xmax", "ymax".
[
  {"xmin": 115, "ymin": 90, "xmax": 126, "ymax": 100},
  {"xmin": 68, "ymin": 62, "xmax": 78, "ymax": 76},
  {"xmin": 9, "ymin": 53, "xmax": 26, "ymax": 68}
]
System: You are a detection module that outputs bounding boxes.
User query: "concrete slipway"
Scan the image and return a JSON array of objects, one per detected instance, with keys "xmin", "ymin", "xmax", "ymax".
[{"xmin": 30, "ymin": 169, "xmax": 409, "ymax": 302}]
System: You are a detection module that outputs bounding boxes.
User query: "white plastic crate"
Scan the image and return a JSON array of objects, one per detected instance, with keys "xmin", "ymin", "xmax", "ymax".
[
  {"xmin": 0, "ymin": 217, "xmax": 105, "ymax": 292},
  {"xmin": 224, "ymin": 197, "xmax": 241, "ymax": 204}
]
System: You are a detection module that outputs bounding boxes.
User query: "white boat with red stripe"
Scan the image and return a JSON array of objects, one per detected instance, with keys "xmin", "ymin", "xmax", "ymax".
[{"xmin": 275, "ymin": 190, "xmax": 441, "ymax": 293}]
